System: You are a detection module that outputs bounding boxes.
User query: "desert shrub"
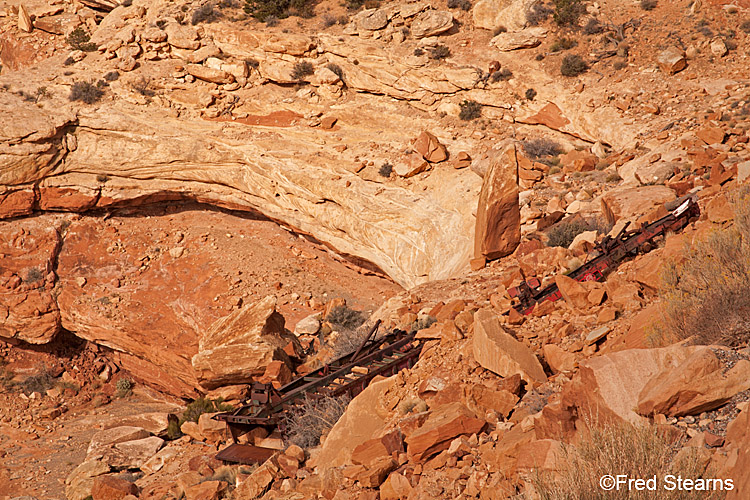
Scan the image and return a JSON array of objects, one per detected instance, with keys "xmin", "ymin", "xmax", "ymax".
[
  {"xmin": 166, "ymin": 418, "xmax": 182, "ymax": 440},
  {"xmin": 202, "ymin": 466, "xmax": 238, "ymax": 485},
  {"xmin": 181, "ymin": 397, "xmax": 234, "ymax": 424},
  {"xmin": 131, "ymin": 76, "xmax": 155, "ymax": 97},
  {"xmin": 640, "ymin": 0, "xmax": 657, "ymax": 10},
  {"xmin": 103, "ymin": 71, "xmax": 119, "ymax": 82},
  {"xmin": 459, "ymin": 99, "xmax": 482, "ymax": 121},
  {"xmin": 447, "ymin": 0, "xmax": 472, "ymax": 11},
  {"xmin": 583, "ymin": 17, "xmax": 602, "ymax": 34},
  {"xmin": 23, "ymin": 267, "xmax": 44, "ymax": 284},
  {"xmin": 398, "ymin": 397, "xmax": 428, "ymax": 415},
  {"xmin": 192, "ymin": 2, "xmax": 221, "ymax": 24},
  {"xmin": 346, "ymin": 0, "xmax": 379, "ymax": 9},
  {"xmin": 322, "ymin": 13, "xmax": 337, "ymax": 27},
  {"xmin": 115, "ymin": 378, "xmax": 133, "ymax": 398},
  {"xmin": 413, "ymin": 47, "xmax": 424, "ymax": 56},
  {"xmin": 283, "ymin": 394, "xmax": 350, "ymax": 448},
  {"xmin": 67, "ymin": 27, "xmax": 97, "ymax": 52},
  {"xmin": 661, "ymin": 188, "xmax": 750, "ymax": 346},
  {"xmin": 244, "ymin": 0, "xmax": 314, "ymax": 22},
  {"xmin": 492, "ymin": 25, "xmax": 508, "ymax": 36},
  {"xmin": 69, "ymin": 81, "xmax": 104, "ymax": 104},
  {"xmin": 550, "ymin": 37, "xmax": 577, "ymax": 52},
  {"xmin": 379, "ymin": 162, "xmax": 393, "ymax": 177},
  {"xmin": 18, "ymin": 365, "xmax": 55, "ymax": 394},
  {"xmin": 548, "ymin": 166, "xmax": 561, "ymax": 174},
  {"xmin": 530, "ymin": 419, "xmax": 723, "ymax": 500},
  {"xmin": 291, "ymin": 60, "xmax": 314, "ymax": 80},
  {"xmin": 741, "ymin": 20, "xmax": 750, "ymax": 33},
  {"xmin": 605, "ymin": 172, "xmax": 622, "ymax": 183},
  {"xmin": 325, "ymin": 63, "xmax": 344, "ymax": 80},
  {"xmin": 490, "ymin": 67, "xmax": 512, "ymax": 82},
  {"xmin": 326, "ymin": 305, "xmax": 365, "ymax": 331},
  {"xmin": 613, "ymin": 59, "xmax": 627, "ymax": 70},
  {"xmin": 525, "ymin": 88, "xmax": 537, "ymax": 100},
  {"xmin": 522, "ymin": 138, "xmax": 562, "ymax": 159},
  {"xmin": 428, "ymin": 44, "xmax": 451, "ymax": 60},
  {"xmin": 560, "ymin": 54, "xmax": 587, "ymax": 76},
  {"xmin": 410, "ymin": 315, "xmax": 436, "ymax": 332},
  {"xmin": 553, "ymin": 0, "xmax": 585, "ymax": 26},
  {"xmin": 527, "ymin": 2, "xmax": 553, "ymax": 25},
  {"xmin": 546, "ymin": 216, "xmax": 608, "ymax": 248}
]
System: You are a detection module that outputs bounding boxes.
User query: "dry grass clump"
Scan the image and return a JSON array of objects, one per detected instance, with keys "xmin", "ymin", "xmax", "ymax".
[
  {"xmin": 283, "ymin": 394, "xmax": 350, "ymax": 448},
  {"xmin": 661, "ymin": 187, "xmax": 750, "ymax": 346},
  {"xmin": 530, "ymin": 419, "xmax": 724, "ymax": 500}
]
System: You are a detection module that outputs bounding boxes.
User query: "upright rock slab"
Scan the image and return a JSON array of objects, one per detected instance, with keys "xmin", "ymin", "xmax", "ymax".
[
  {"xmin": 473, "ymin": 144, "xmax": 520, "ymax": 261},
  {"xmin": 472, "ymin": 309, "xmax": 546, "ymax": 386},
  {"xmin": 192, "ymin": 295, "xmax": 298, "ymax": 389}
]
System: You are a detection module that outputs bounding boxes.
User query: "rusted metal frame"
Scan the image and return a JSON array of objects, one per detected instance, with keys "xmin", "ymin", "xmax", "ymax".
[
  {"xmin": 512, "ymin": 199, "xmax": 700, "ymax": 314},
  {"xmin": 215, "ymin": 332, "xmax": 417, "ymax": 427}
]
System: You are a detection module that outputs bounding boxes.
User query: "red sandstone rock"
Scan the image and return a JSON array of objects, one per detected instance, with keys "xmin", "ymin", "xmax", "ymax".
[
  {"xmin": 405, "ymin": 402, "xmax": 485, "ymax": 461},
  {"xmin": 601, "ymin": 186, "xmax": 676, "ymax": 225},
  {"xmin": 91, "ymin": 476, "xmax": 138, "ymax": 500},
  {"xmin": 473, "ymin": 143, "xmax": 520, "ymax": 261},
  {"xmin": 413, "ymin": 131, "xmax": 448, "ymax": 163},
  {"xmin": 185, "ymin": 480, "xmax": 225, "ymax": 500},
  {"xmin": 555, "ymin": 275, "xmax": 590, "ymax": 310},
  {"xmin": 351, "ymin": 429, "xmax": 404, "ymax": 466},
  {"xmin": 472, "ymin": 309, "xmax": 547, "ymax": 386},
  {"xmin": 191, "ymin": 295, "xmax": 299, "ymax": 390},
  {"xmin": 637, "ymin": 351, "xmax": 750, "ymax": 417},
  {"xmin": 380, "ymin": 471, "xmax": 413, "ymax": 500}
]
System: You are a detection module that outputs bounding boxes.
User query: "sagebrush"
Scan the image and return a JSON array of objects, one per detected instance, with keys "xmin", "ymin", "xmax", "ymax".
[
  {"xmin": 661, "ymin": 187, "xmax": 750, "ymax": 346},
  {"xmin": 283, "ymin": 394, "xmax": 350, "ymax": 448},
  {"xmin": 459, "ymin": 100, "xmax": 482, "ymax": 121},
  {"xmin": 546, "ymin": 216, "xmax": 608, "ymax": 248},
  {"xmin": 69, "ymin": 81, "xmax": 104, "ymax": 104},
  {"xmin": 530, "ymin": 419, "xmax": 725, "ymax": 500}
]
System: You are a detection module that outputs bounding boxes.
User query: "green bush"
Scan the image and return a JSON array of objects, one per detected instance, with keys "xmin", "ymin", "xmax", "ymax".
[
  {"xmin": 67, "ymin": 27, "xmax": 97, "ymax": 52},
  {"xmin": 561, "ymin": 54, "xmax": 588, "ymax": 76},
  {"xmin": 459, "ymin": 99, "xmax": 482, "ymax": 121},
  {"xmin": 182, "ymin": 397, "xmax": 234, "ymax": 424}
]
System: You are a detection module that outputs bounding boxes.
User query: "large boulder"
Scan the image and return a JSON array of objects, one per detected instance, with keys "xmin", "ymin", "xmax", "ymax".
[
  {"xmin": 314, "ymin": 375, "xmax": 397, "ymax": 471},
  {"xmin": 725, "ymin": 405, "xmax": 750, "ymax": 500},
  {"xmin": 490, "ymin": 27, "xmax": 547, "ymax": 51},
  {"xmin": 65, "ymin": 460, "xmax": 111, "ymax": 500},
  {"xmin": 637, "ymin": 351, "xmax": 750, "ymax": 417},
  {"xmin": 410, "ymin": 10, "xmax": 454, "ymax": 38},
  {"xmin": 87, "ymin": 427, "xmax": 151, "ymax": 459},
  {"xmin": 473, "ymin": 143, "xmax": 520, "ymax": 261},
  {"xmin": 404, "ymin": 402, "xmax": 485, "ymax": 461},
  {"xmin": 191, "ymin": 295, "xmax": 298, "ymax": 390},
  {"xmin": 600, "ymin": 186, "xmax": 675, "ymax": 225},
  {"xmin": 472, "ymin": 0, "xmax": 537, "ymax": 31},
  {"xmin": 91, "ymin": 475, "xmax": 138, "ymax": 500},
  {"xmin": 472, "ymin": 309, "xmax": 547, "ymax": 386},
  {"xmin": 563, "ymin": 346, "xmax": 705, "ymax": 424}
]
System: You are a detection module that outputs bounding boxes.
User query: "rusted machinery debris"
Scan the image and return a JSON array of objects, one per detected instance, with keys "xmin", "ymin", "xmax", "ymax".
[
  {"xmin": 509, "ymin": 195, "xmax": 701, "ymax": 315},
  {"xmin": 213, "ymin": 196, "xmax": 701, "ymax": 464},
  {"xmin": 213, "ymin": 320, "xmax": 422, "ymax": 464}
]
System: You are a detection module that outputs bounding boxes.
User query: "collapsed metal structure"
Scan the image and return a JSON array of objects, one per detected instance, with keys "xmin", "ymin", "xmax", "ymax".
[
  {"xmin": 508, "ymin": 195, "xmax": 701, "ymax": 315},
  {"xmin": 213, "ymin": 195, "xmax": 701, "ymax": 464},
  {"xmin": 213, "ymin": 320, "xmax": 422, "ymax": 464}
]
